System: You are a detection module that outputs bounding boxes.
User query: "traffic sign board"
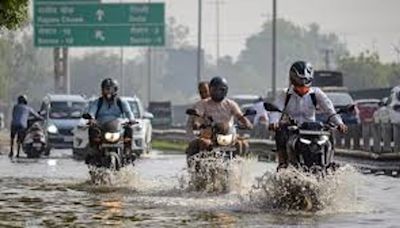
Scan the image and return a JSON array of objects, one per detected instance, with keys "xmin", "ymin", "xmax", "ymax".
[
  {"xmin": 34, "ymin": 3, "xmax": 164, "ymax": 25},
  {"xmin": 34, "ymin": 25, "xmax": 165, "ymax": 46},
  {"xmin": 34, "ymin": 2, "xmax": 165, "ymax": 47}
]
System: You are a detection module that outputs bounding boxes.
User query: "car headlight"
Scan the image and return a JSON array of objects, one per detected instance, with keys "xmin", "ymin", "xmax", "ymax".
[
  {"xmin": 24, "ymin": 138, "xmax": 33, "ymax": 144},
  {"xmin": 47, "ymin": 124, "xmax": 58, "ymax": 134},
  {"xmin": 104, "ymin": 132, "xmax": 121, "ymax": 143},
  {"xmin": 134, "ymin": 125, "xmax": 143, "ymax": 132}
]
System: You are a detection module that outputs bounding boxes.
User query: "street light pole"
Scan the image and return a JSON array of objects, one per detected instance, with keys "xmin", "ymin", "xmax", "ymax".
[
  {"xmin": 197, "ymin": 0, "xmax": 202, "ymax": 84},
  {"xmin": 147, "ymin": 0, "xmax": 152, "ymax": 105},
  {"xmin": 120, "ymin": 0, "xmax": 125, "ymax": 96},
  {"xmin": 271, "ymin": 0, "xmax": 277, "ymax": 100},
  {"xmin": 216, "ymin": 0, "xmax": 220, "ymax": 68}
]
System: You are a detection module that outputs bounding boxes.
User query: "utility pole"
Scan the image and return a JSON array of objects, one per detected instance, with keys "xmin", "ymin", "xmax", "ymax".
[
  {"xmin": 54, "ymin": 47, "xmax": 69, "ymax": 94},
  {"xmin": 197, "ymin": 0, "xmax": 203, "ymax": 84},
  {"xmin": 271, "ymin": 0, "xmax": 277, "ymax": 100},
  {"xmin": 216, "ymin": 0, "xmax": 220, "ymax": 68},
  {"xmin": 120, "ymin": 0, "xmax": 125, "ymax": 96},
  {"xmin": 323, "ymin": 48, "xmax": 333, "ymax": 70},
  {"xmin": 147, "ymin": 0, "xmax": 152, "ymax": 105}
]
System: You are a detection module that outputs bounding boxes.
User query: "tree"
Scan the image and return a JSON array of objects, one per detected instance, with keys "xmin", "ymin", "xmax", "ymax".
[
  {"xmin": 213, "ymin": 19, "xmax": 348, "ymax": 95},
  {"xmin": 0, "ymin": 0, "xmax": 29, "ymax": 30},
  {"xmin": 337, "ymin": 51, "xmax": 400, "ymax": 90}
]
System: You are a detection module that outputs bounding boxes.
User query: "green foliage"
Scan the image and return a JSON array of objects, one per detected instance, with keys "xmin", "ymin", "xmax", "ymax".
[
  {"xmin": 0, "ymin": 0, "xmax": 29, "ymax": 30},
  {"xmin": 337, "ymin": 51, "xmax": 400, "ymax": 90},
  {"xmin": 0, "ymin": 29, "xmax": 53, "ymax": 105}
]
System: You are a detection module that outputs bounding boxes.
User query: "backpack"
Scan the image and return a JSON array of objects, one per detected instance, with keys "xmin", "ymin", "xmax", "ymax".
[
  {"xmin": 95, "ymin": 97, "xmax": 124, "ymax": 119},
  {"xmin": 284, "ymin": 92, "xmax": 317, "ymax": 109}
]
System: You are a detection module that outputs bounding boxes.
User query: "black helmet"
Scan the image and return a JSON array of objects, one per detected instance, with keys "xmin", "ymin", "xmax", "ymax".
[
  {"xmin": 17, "ymin": 95, "xmax": 27, "ymax": 105},
  {"xmin": 101, "ymin": 78, "xmax": 119, "ymax": 91},
  {"xmin": 289, "ymin": 61, "xmax": 314, "ymax": 87},
  {"xmin": 209, "ymin": 76, "xmax": 228, "ymax": 102}
]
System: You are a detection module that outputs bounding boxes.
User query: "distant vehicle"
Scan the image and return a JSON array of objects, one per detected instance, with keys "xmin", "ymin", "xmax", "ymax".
[
  {"xmin": 316, "ymin": 91, "xmax": 359, "ymax": 125},
  {"xmin": 313, "ymin": 70, "xmax": 344, "ymax": 87},
  {"xmin": 72, "ymin": 96, "xmax": 153, "ymax": 159},
  {"xmin": 230, "ymin": 94, "xmax": 261, "ymax": 107},
  {"xmin": 374, "ymin": 87, "xmax": 400, "ymax": 123},
  {"xmin": 355, "ymin": 99, "xmax": 380, "ymax": 123},
  {"xmin": 148, "ymin": 101, "xmax": 172, "ymax": 128},
  {"xmin": 40, "ymin": 94, "xmax": 87, "ymax": 150},
  {"xmin": 240, "ymin": 103, "xmax": 256, "ymax": 124}
]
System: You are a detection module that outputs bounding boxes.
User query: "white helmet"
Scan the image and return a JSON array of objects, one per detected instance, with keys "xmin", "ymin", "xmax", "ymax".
[{"xmin": 289, "ymin": 61, "xmax": 314, "ymax": 87}]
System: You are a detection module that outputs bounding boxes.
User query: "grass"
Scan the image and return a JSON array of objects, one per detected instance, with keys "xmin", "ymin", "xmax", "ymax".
[{"xmin": 151, "ymin": 139, "xmax": 187, "ymax": 152}]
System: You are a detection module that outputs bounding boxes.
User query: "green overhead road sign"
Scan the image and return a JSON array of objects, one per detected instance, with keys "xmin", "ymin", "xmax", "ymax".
[
  {"xmin": 35, "ymin": 0, "xmax": 99, "ymax": 3},
  {"xmin": 35, "ymin": 25, "xmax": 164, "ymax": 47},
  {"xmin": 34, "ymin": 2, "xmax": 165, "ymax": 47},
  {"xmin": 34, "ymin": 3, "xmax": 164, "ymax": 25}
]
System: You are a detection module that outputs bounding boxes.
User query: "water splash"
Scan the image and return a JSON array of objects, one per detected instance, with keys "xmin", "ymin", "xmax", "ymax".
[
  {"xmin": 248, "ymin": 164, "xmax": 365, "ymax": 214},
  {"xmin": 87, "ymin": 165, "xmax": 141, "ymax": 188},
  {"xmin": 178, "ymin": 152, "xmax": 256, "ymax": 195}
]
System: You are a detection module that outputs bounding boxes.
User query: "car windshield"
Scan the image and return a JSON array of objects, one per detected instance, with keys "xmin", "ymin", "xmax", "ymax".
[
  {"xmin": 358, "ymin": 102, "xmax": 380, "ymax": 108},
  {"xmin": 49, "ymin": 101, "xmax": 87, "ymax": 119},
  {"xmin": 326, "ymin": 92, "xmax": 354, "ymax": 106},
  {"xmin": 128, "ymin": 101, "xmax": 141, "ymax": 118}
]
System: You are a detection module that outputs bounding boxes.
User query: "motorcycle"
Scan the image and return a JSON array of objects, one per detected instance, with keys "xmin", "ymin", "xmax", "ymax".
[
  {"xmin": 22, "ymin": 117, "xmax": 48, "ymax": 158},
  {"xmin": 185, "ymin": 108, "xmax": 255, "ymax": 192},
  {"xmin": 82, "ymin": 113, "xmax": 137, "ymax": 172},
  {"xmin": 262, "ymin": 102, "xmax": 352, "ymax": 211},
  {"xmin": 264, "ymin": 102, "xmax": 353, "ymax": 174}
]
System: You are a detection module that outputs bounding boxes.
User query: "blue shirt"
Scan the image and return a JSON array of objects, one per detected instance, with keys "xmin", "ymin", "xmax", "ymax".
[
  {"xmin": 12, "ymin": 104, "xmax": 42, "ymax": 128},
  {"xmin": 88, "ymin": 97, "xmax": 134, "ymax": 125}
]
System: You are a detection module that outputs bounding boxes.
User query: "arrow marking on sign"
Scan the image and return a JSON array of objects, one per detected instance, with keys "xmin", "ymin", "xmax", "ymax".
[
  {"xmin": 95, "ymin": 30, "xmax": 105, "ymax": 41},
  {"xmin": 96, "ymin": 9, "xmax": 105, "ymax": 21}
]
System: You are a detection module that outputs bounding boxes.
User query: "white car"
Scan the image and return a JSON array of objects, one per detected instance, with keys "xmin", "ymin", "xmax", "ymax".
[
  {"xmin": 72, "ymin": 96, "xmax": 153, "ymax": 158},
  {"xmin": 374, "ymin": 87, "xmax": 400, "ymax": 123}
]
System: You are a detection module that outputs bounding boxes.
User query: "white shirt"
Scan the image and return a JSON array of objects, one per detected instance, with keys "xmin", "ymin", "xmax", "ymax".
[
  {"xmin": 252, "ymin": 101, "xmax": 269, "ymax": 125},
  {"xmin": 269, "ymin": 86, "xmax": 343, "ymax": 125}
]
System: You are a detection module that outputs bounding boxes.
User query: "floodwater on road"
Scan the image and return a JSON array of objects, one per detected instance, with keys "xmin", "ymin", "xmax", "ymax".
[{"xmin": 0, "ymin": 149, "xmax": 398, "ymax": 227}]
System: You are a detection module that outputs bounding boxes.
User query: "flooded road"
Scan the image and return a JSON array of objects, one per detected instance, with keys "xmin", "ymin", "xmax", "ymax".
[{"xmin": 0, "ymin": 149, "xmax": 398, "ymax": 227}]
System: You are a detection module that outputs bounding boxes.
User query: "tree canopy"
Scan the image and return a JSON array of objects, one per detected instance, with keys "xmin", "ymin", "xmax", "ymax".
[{"xmin": 0, "ymin": 0, "xmax": 29, "ymax": 30}]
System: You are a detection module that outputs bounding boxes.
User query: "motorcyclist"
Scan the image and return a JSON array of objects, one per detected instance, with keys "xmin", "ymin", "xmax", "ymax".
[
  {"xmin": 85, "ymin": 78, "xmax": 135, "ymax": 163},
  {"xmin": 185, "ymin": 76, "xmax": 253, "ymax": 159},
  {"xmin": 269, "ymin": 61, "xmax": 348, "ymax": 169},
  {"xmin": 9, "ymin": 95, "xmax": 43, "ymax": 158},
  {"xmin": 186, "ymin": 81, "xmax": 210, "ymax": 140}
]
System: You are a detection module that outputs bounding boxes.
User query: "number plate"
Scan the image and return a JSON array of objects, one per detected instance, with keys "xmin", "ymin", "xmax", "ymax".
[
  {"xmin": 33, "ymin": 143, "xmax": 42, "ymax": 148},
  {"xmin": 64, "ymin": 136, "xmax": 73, "ymax": 142}
]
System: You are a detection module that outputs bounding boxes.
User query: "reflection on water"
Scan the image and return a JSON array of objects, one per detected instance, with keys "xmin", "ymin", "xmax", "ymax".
[{"xmin": 0, "ymin": 150, "xmax": 396, "ymax": 227}]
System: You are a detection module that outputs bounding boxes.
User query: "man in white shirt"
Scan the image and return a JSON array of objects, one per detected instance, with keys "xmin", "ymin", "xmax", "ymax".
[
  {"xmin": 251, "ymin": 97, "xmax": 269, "ymax": 138},
  {"xmin": 269, "ymin": 61, "xmax": 348, "ymax": 169}
]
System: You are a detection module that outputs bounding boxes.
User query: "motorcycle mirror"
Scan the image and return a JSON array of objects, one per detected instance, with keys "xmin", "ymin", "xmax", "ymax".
[
  {"xmin": 82, "ymin": 113, "xmax": 93, "ymax": 120},
  {"xmin": 337, "ymin": 104, "xmax": 355, "ymax": 114},
  {"xmin": 185, "ymin": 108, "xmax": 200, "ymax": 117},
  {"xmin": 244, "ymin": 108, "xmax": 257, "ymax": 116},
  {"xmin": 264, "ymin": 102, "xmax": 282, "ymax": 112}
]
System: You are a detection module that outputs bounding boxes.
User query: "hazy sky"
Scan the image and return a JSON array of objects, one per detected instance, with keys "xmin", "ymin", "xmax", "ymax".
[{"xmin": 72, "ymin": 0, "xmax": 400, "ymax": 63}]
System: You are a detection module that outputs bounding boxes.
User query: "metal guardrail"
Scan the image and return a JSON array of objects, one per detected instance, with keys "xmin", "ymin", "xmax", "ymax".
[{"xmin": 153, "ymin": 128, "xmax": 400, "ymax": 174}]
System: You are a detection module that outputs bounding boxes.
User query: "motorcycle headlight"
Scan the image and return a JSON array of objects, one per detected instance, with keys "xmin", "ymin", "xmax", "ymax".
[
  {"xmin": 317, "ymin": 135, "xmax": 330, "ymax": 145},
  {"xmin": 47, "ymin": 124, "xmax": 58, "ymax": 134},
  {"xmin": 299, "ymin": 138, "xmax": 312, "ymax": 145},
  {"xmin": 104, "ymin": 132, "xmax": 121, "ymax": 143},
  {"xmin": 216, "ymin": 134, "xmax": 234, "ymax": 146}
]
